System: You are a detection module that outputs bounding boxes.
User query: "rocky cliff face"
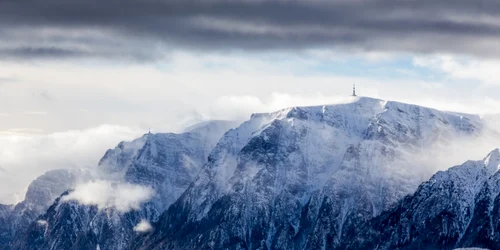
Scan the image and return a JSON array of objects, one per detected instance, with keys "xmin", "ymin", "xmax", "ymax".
[{"xmin": 130, "ymin": 97, "xmax": 483, "ymax": 250}]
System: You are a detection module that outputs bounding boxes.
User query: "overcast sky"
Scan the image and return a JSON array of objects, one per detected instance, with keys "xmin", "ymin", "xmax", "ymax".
[{"xmin": 2, "ymin": 0, "xmax": 500, "ymax": 203}]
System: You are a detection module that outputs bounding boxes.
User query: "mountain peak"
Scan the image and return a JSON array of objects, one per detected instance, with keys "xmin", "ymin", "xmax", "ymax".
[{"xmin": 484, "ymin": 148, "xmax": 500, "ymax": 174}]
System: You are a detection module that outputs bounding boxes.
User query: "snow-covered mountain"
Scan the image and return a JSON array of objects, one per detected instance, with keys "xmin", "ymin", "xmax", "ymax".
[
  {"xmin": 8, "ymin": 120, "xmax": 237, "ymax": 250},
  {"xmin": 345, "ymin": 148, "xmax": 500, "ymax": 250},
  {"xmin": 129, "ymin": 97, "xmax": 484, "ymax": 250},
  {"xmin": 7, "ymin": 97, "xmax": 496, "ymax": 250}
]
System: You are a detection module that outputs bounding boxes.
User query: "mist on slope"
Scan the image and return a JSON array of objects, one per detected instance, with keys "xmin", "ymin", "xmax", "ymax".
[
  {"xmin": 411, "ymin": 117, "xmax": 500, "ymax": 180},
  {"xmin": 0, "ymin": 125, "xmax": 143, "ymax": 204}
]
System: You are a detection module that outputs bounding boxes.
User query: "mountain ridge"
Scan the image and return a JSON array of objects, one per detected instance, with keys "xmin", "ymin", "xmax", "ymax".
[{"xmin": 3, "ymin": 98, "xmax": 496, "ymax": 250}]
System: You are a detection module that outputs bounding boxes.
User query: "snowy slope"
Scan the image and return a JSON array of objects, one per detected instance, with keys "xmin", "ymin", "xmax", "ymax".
[
  {"xmin": 10, "ymin": 120, "xmax": 236, "ymax": 250},
  {"xmin": 346, "ymin": 149, "xmax": 500, "ymax": 250},
  {"xmin": 131, "ymin": 97, "xmax": 483, "ymax": 250}
]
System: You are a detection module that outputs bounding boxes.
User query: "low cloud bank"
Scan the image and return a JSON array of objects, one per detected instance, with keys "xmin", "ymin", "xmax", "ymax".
[
  {"xmin": 0, "ymin": 124, "xmax": 142, "ymax": 204},
  {"xmin": 61, "ymin": 180, "xmax": 154, "ymax": 213}
]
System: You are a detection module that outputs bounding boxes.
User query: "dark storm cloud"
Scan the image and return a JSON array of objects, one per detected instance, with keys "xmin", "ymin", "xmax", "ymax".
[{"xmin": 1, "ymin": 0, "xmax": 500, "ymax": 60}]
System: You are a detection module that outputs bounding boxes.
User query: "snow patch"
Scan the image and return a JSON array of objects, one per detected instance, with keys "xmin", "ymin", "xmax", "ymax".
[{"xmin": 61, "ymin": 180, "xmax": 154, "ymax": 213}]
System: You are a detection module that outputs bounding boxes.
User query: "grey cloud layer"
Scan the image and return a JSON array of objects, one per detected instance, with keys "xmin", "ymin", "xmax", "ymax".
[{"xmin": 2, "ymin": 0, "xmax": 500, "ymax": 60}]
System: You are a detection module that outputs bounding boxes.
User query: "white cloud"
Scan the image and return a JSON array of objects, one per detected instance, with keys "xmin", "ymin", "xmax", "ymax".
[
  {"xmin": 62, "ymin": 180, "xmax": 154, "ymax": 213},
  {"xmin": 0, "ymin": 124, "xmax": 142, "ymax": 204},
  {"xmin": 133, "ymin": 219, "xmax": 153, "ymax": 233}
]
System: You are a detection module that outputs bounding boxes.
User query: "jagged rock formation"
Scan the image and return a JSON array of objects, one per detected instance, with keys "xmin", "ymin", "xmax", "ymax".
[{"xmin": 345, "ymin": 149, "xmax": 500, "ymax": 250}]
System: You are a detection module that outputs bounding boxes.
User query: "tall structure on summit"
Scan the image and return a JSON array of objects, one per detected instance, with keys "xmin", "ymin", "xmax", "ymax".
[{"xmin": 352, "ymin": 84, "xmax": 356, "ymax": 96}]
